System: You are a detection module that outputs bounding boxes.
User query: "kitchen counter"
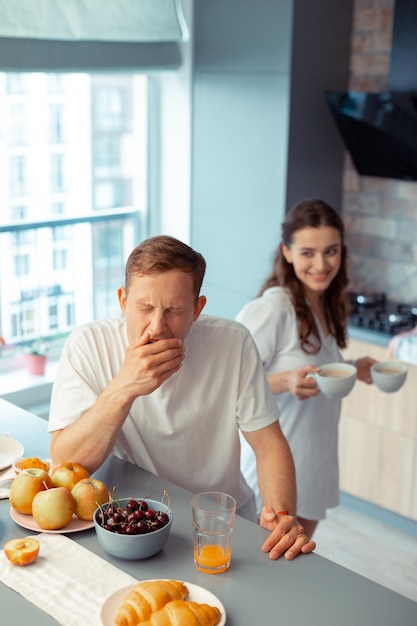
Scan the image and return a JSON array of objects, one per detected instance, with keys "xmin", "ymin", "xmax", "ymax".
[
  {"xmin": 340, "ymin": 338, "xmax": 417, "ymax": 521},
  {"xmin": 1, "ymin": 398, "xmax": 417, "ymax": 625},
  {"xmin": 348, "ymin": 324, "xmax": 391, "ymax": 347}
]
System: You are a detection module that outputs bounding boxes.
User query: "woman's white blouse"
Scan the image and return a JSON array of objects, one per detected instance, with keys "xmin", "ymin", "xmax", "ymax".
[{"xmin": 236, "ymin": 287, "xmax": 344, "ymax": 520}]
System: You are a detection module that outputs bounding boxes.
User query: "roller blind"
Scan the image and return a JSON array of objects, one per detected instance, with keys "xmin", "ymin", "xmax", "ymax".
[
  {"xmin": 0, "ymin": 0, "xmax": 187, "ymax": 70},
  {"xmin": 0, "ymin": 0, "xmax": 187, "ymax": 42}
]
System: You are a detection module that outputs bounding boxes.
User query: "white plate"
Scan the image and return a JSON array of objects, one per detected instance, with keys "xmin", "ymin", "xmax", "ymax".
[
  {"xmin": 0, "ymin": 436, "xmax": 24, "ymax": 471},
  {"xmin": 10, "ymin": 507, "xmax": 94, "ymax": 534},
  {"xmin": 100, "ymin": 580, "xmax": 226, "ymax": 626}
]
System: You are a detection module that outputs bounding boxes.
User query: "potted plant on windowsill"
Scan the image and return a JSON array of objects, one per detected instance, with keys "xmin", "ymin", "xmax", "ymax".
[{"xmin": 23, "ymin": 341, "xmax": 49, "ymax": 376}]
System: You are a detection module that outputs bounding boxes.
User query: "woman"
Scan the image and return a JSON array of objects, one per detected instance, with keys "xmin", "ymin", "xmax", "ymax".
[{"xmin": 237, "ymin": 199, "xmax": 375, "ymax": 538}]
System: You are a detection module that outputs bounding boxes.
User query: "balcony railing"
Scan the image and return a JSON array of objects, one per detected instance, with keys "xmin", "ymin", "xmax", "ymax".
[{"xmin": 0, "ymin": 207, "xmax": 141, "ymax": 370}]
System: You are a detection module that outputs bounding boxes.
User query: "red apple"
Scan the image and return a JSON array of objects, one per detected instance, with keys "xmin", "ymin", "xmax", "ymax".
[
  {"xmin": 71, "ymin": 477, "xmax": 110, "ymax": 521},
  {"xmin": 9, "ymin": 468, "xmax": 54, "ymax": 515},
  {"xmin": 51, "ymin": 462, "xmax": 90, "ymax": 490},
  {"xmin": 4, "ymin": 537, "xmax": 40, "ymax": 566},
  {"xmin": 32, "ymin": 487, "xmax": 75, "ymax": 530}
]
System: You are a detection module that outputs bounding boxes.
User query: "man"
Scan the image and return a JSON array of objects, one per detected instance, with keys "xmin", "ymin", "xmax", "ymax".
[{"xmin": 49, "ymin": 235, "xmax": 315, "ymax": 560}]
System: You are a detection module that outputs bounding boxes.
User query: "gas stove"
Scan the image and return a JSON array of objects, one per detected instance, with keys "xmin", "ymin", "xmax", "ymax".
[{"xmin": 348, "ymin": 292, "xmax": 417, "ymax": 336}]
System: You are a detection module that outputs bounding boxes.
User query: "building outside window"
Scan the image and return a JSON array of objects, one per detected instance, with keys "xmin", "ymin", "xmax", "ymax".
[{"xmin": 0, "ymin": 71, "xmax": 148, "ymax": 367}]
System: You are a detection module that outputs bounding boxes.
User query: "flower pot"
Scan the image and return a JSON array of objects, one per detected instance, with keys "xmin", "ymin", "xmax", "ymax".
[{"xmin": 24, "ymin": 354, "xmax": 47, "ymax": 376}]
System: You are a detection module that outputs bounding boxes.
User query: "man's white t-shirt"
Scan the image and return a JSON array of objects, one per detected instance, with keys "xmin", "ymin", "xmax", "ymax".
[{"xmin": 48, "ymin": 314, "xmax": 279, "ymax": 511}]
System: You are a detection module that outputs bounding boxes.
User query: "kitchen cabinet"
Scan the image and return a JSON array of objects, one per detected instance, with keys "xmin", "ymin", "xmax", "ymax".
[{"xmin": 340, "ymin": 338, "xmax": 417, "ymax": 521}]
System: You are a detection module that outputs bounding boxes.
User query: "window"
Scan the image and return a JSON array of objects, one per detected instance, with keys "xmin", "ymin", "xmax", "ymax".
[
  {"xmin": 0, "ymin": 72, "xmax": 148, "ymax": 363},
  {"xmin": 51, "ymin": 202, "xmax": 65, "ymax": 215},
  {"xmin": 9, "ymin": 105, "xmax": 27, "ymax": 145},
  {"xmin": 50, "ymin": 153, "xmax": 65, "ymax": 193},
  {"xmin": 6, "ymin": 73, "xmax": 27, "ymax": 94},
  {"xmin": 52, "ymin": 248, "xmax": 67, "ymax": 271},
  {"xmin": 13, "ymin": 253, "xmax": 30, "ymax": 277},
  {"xmin": 9, "ymin": 155, "xmax": 28, "ymax": 196},
  {"xmin": 94, "ymin": 86, "xmax": 126, "ymax": 132},
  {"xmin": 49, "ymin": 104, "xmax": 64, "ymax": 144},
  {"xmin": 10, "ymin": 205, "xmax": 28, "ymax": 220}
]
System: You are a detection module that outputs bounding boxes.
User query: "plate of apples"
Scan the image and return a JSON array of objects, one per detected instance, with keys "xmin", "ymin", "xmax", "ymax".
[{"xmin": 9, "ymin": 461, "xmax": 110, "ymax": 533}]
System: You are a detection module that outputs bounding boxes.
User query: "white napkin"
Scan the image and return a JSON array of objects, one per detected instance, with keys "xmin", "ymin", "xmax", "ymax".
[{"xmin": 0, "ymin": 533, "xmax": 137, "ymax": 626}]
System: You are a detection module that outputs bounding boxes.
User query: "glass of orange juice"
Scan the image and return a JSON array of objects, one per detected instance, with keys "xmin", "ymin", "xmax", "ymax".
[{"xmin": 191, "ymin": 491, "xmax": 236, "ymax": 574}]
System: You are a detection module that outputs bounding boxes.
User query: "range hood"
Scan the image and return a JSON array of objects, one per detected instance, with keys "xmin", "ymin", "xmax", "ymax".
[
  {"xmin": 326, "ymin": 0, "xmax": 417, "ymax": 181},
  {"xmin": 326, "ymin": 90, "xmax": 417, "ymax": 181}
]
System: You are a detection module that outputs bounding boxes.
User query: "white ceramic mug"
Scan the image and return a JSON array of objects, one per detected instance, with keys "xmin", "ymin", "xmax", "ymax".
[
  {"xmin": 307, "ymin": 362, "xmax": 357, "ymax": 399},
  {"xmin": 371, "ymin": 361, "xmax": 407, "ymax": 393}
]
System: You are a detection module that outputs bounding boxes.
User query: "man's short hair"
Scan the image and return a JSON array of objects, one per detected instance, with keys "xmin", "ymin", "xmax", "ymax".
[{"xmin": 125, "ymin": 235, "xmax": 206, "ymax": 300}]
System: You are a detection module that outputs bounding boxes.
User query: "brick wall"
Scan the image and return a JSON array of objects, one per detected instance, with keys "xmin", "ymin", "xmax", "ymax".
[{"xmin": 343, "ymin": 0, "xmax": 417, "ymax": 302}]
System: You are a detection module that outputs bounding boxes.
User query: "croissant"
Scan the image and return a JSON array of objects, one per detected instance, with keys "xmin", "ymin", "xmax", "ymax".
[
  {"xmin": 139, "ymin": 600, "xmax": 221, "ymax": 626},
  {"xmin": 115, "ymin": 580, "xmax": 188, "ymax": 626}
]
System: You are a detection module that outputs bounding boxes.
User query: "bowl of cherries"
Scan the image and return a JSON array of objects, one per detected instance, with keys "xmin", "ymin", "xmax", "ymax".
[{"xmin": 93, "ymin": 492, "xmax": 173, "ymax": 560}]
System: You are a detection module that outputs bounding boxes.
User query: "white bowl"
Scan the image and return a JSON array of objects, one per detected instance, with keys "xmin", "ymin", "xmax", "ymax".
[
  {"xmin": 307, "ymin": 362, "xmax": 357, "ymax": 399},
  {"xmin": 371, "ymin": 361, "xmax": 407, "ymax": 393},
  {"xmin": 94, "ymin": 497, "xmax": 173, "ymax": 560}
]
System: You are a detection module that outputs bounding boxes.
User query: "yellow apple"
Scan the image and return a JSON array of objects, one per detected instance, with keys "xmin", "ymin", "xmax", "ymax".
[
  {"xmin": 4, "ymin": 537, "xmax": 40, "ymax": 566},
  {"xmin": 32, "ymin": 487, "xmax": 75, "ymax": 530},
  {"xmin": 71, "ymin": 477, "xmax": 110, "ymax": 521},
  {"xmin": 51, "ymin": 461, "xmax": 90, "ymax": 490},
  {"xmin": 9, "ymin": 468, "xmax": 54, "ymax": 515}
]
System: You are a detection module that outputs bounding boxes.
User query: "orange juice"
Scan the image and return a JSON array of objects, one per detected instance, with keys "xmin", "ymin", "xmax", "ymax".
[
  {"xmin": 191, "ymin": 492, "xmax": 236, "ymax": 575},
  {"xmin": 194, "ymin": 543, "xmax": 231, "ymax": 574}
]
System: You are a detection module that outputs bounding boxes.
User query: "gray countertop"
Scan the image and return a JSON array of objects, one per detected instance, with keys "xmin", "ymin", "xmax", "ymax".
[
  {"xmin": 347, "ymin": 325, "xmax": 391, "ymax": 347},
  {"xmin": 1, "ymin": 398, "xmax": 417, "ymax": 625}
]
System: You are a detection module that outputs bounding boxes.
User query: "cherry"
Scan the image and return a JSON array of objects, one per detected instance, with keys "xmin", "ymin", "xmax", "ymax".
[
  {"xmin": 136, "ymin": 521, "xmax": 148, "ymax": 534},
  {"xmin": 97, "ymin": 496, "xmax": 171, "ymax": 535},
  {"xmin": 152, "ymin": 520, "xmax": 163, "ymax": 530},
  {"xmin": 96, "ymin": 510, "xmax": 108, "ymax": 524},
  {"xmin": 156, "ymin": 512, "xmax": 169, "ymax": 525}
]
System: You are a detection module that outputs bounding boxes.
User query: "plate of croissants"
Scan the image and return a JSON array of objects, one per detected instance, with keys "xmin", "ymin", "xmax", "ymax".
[{"xmin": 100, "ymin": 578, "xmax": 226, "ymax": 626}]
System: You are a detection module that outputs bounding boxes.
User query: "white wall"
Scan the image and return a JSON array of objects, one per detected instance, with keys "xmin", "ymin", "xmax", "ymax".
[
  {"xmin": 150, "ymin": 0, "xmax": 352, "ymax": 320},
  {"xmin": 190, "ymin": 0, "xmax": 292, "ymax": 319},
  {"xmin": 151, "ymin": 0, "xmax": 193, "ymax": 243}
]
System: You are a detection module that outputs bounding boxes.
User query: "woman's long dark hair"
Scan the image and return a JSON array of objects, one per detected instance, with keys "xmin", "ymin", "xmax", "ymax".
[{"xmin": 259, "ymin": 199, "xmax": 349, "ymax": 353}]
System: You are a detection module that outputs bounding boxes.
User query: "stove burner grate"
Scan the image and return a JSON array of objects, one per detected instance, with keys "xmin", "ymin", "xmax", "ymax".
[{"xmin": 348, "ymin": 292, "xmax": 417, "ymax": 335}]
